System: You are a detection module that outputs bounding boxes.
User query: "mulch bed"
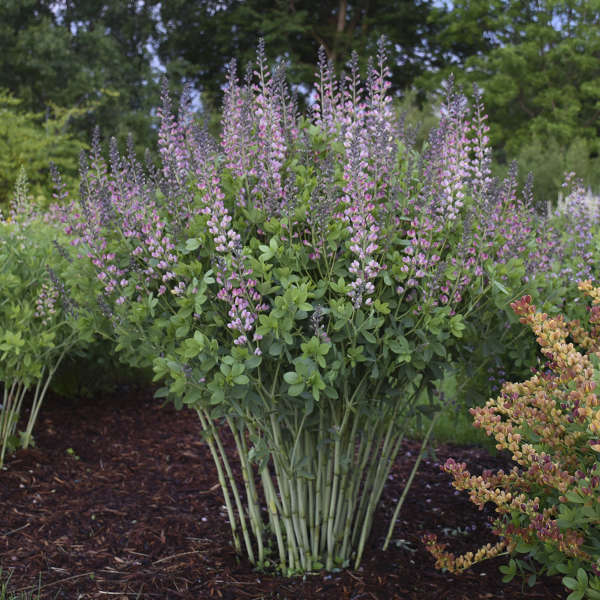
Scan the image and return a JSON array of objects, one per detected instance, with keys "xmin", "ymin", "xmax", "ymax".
[{"xmin": 0, "ymin": 388, "xmax": 566, "ymax": 599}]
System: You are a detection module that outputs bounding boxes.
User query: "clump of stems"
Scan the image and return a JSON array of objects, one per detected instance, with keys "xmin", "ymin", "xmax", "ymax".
[{"xmin": 192, "ymin": 378, "xmax": 437, "ymax": 572}]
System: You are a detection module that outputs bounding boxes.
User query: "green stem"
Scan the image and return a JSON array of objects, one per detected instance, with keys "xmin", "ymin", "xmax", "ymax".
[
  {"xmin": 340, "ymin": 413, "xmax": 375, "ymax": 559},
  {"xmin": 295, "ymin": 431, "xmax": 313, "ymax": 567},
  {"xmin": 314, "ymin": 409, "xmax": 325, "ymax": 557},
  {"xmin": 1, "ymin": 381, "xmax": 28, "ymax": 467},
  {"xmin": 306, "ymin": 430, "xmax": 316, "ymax": 557},
  {"xmin": 195, "ymin": 409, "xmax": 242, "ymax": 555},
  {"xmin": 228, "ymin": 416, "xmax": 264, "ymax": 565},
  {"xmin": 332, "ymin": 405, "xmax": 359, "ymax": 545},
  {"xmin": 326, "ymin": 378, "xmax": 363, "ymax": 560},
  {"xmin": 383, "ymin": 412, "xmax": 439, "ymax": 550},
  {"xmin": 269, "ymin": 413, "xmax": 300, "ymax": 571},
  {"xmin": 288, "ymin": 474, "xmax": 310, "ymax": 571},
  {"xmin": 211, "ymin": 415, "xmax": 255, "ymax": 564},
  {"xmin": 23, "ymin": 348, "xmax": 67, "ymax": 450},
  {"xmin": 354, "ymin": 409, "xmax": 399, "ymax": 568},
  {"xmin": 351, "ymin": 409, "xmax": 388, "ymax": 548},
  {"xmin": 261, "ymin": 465, "xmax": 287, "ymax": 571},
  {"xmin": 326, "ymin": 420, "xmax": 342, "ymax": 569}
]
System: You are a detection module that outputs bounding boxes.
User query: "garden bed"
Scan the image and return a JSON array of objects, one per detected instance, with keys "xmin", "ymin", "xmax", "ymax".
[{"xmin": 0, "ymin": 389, "xmax": 565, "ymax": 599}]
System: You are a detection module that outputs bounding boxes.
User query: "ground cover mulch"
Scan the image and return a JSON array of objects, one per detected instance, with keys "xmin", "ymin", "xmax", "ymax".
[{"xmin": 0, "ymin": 388, "xmax": 566, "ymax": 599}]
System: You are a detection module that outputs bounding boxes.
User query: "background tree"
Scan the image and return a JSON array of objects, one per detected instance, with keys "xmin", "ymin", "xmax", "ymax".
[
  {"xmin": 419, "ymin": 0, "xmax": 600, "ymax": 200},
  {"xmin": 0, "ymin": 91, "xmax": 85, "ymax": 205},
  {"xmin": 156, "ymin": 0, "xmax": 443, "ymax": 110},
  {"xmin": 0, "ymin": 0, "xmax": 161, "ymax": 152},
  {"xmin": 1, "ymin": 0, "xmax": 598, "ymax": 206}
]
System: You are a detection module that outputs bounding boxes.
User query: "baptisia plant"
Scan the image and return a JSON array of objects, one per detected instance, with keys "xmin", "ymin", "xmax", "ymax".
[
  {"xmin": 62, "ymin": 40, "xmax": 531, "ymax": 573},
  {"xmin": 446, "ymin": 167, "xmax": 600, "ymax": 415},
  {"xmin": 425, "ymin": 283, "xmax": 600, "ymax": 599},
  {"xmin": 0, "ymin": 170, "xmax": 91, "ymax": 467}
]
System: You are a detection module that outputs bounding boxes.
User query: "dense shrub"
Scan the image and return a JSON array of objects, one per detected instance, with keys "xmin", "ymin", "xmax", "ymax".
[
  {"xmin": 0, "ymin": 182, "xmax": 92, "ymax": 466},
  {"xmin": 452, "ymin": 170, "xmax": 600, "ymax": 411},
  {"xmin": 45, "ymin": 38, "xmax": 596, "ymax": 575},
  {"xmin": 425, "ymin": 283, "xmax": 600, "ymax": 599}
]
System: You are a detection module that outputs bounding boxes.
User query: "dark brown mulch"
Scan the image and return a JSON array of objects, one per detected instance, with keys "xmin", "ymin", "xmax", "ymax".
[{"xmin": 0, "ymin": 389, "xmax": 565, "ymax": 599}]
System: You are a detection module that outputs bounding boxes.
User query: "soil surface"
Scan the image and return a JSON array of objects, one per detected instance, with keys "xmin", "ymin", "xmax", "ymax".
[{"xmin": 0, "ymin": 388, "xmax": 566, "ymax": 599}]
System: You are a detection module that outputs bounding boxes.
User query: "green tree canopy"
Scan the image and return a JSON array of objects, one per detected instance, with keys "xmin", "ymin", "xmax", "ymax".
[
  {"xmin": 156, "ymin": 0, "xmax": 443, "ymax": 109},
  {"xmin": 1, "ymin": 0, "xmax": 598, "ymax": 202},
  {"xmin": 0, "ymin": 0, "xmax": 161, "ymax": 151},
  {"xmin": 421, "ymin": 0, "xmax": 600, "ymax": 196},
  {"xmin": 0, "ymin": 91, "xmax": 85, "ymax": 206}
]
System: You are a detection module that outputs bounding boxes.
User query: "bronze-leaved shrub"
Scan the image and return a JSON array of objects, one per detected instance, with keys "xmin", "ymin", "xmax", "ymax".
[{"xmin": 425, "ymin": 281, "xmax": 600, "ymax": 600}]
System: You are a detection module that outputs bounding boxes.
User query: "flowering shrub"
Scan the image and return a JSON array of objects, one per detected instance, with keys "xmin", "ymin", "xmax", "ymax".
[
  {"xmin": 0, "ymin": 183, "xmax": 92, "ymax": 466},
  {"xmin": 449, "ymin": 164, "xmax": 600, "ymax": 411},
  {"xmin": 52, "ymin": 40, "xmax": 583, "ymax": 574},
  {"xmin": 550, "ymin": 173, "xmax": 600, "ymax": 287},
  {"xmin": 424, "ymin": 284, "xmax": 600, "ymax": 599}
]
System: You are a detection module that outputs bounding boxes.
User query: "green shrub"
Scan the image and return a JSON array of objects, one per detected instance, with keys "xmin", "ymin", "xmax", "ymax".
[
  {"xmin": 56, "ymin": 42, "xmax": 581, "ymax": 575},
  {"xmin": 0, "ymin": 201, "xmax": 93, "ymax": 466}
]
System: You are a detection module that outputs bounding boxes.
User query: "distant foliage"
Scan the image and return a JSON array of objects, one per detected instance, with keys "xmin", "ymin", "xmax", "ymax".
[
  {"xmin": 0, "ymin": 91, "xmax": 85, "ymax": 207},
  {"xmin": 0, "ymin": 0, "xmax": 160, "ymax": 153},
  {"xmin": 420, "ymin": 0, "xmax": 600, "ymax": 202},
  {"xmin": 490, "ymin": 135, "xmax": 600, "ymax": 206}
]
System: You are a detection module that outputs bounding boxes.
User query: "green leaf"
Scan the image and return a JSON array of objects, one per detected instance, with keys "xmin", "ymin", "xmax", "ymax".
[
  {"xmin": 183, "ymin": 389, "xmax": 203, "ymax": 405},
  {"xmin": 388, "ymin": 337, "xmax": 409, "ymax": 354},
  {"xmin": 220, "ymin": 363, "xmax": 231, "ymax": 376},
  {"xmin": 330, "ymin": 277, "xmax": 348, "ymax": 294},
  {"xmin": 565, "ymin": 491, "xmax": 585, "ymax": 504},
  {"xmin": 268, "ymin": 341, "xmax": 283, "ymax": 356},
  {"xmin": 564, "ymin": 578, "xmax": 579, "ymax": 591},
  {"xmin": 185, "ymin": 238, "xmax": 201, "ymax": 251},
  {"xmin": 231, "ymin": 363, "xmax": 244, "ymax": 377},
  {"xmin": 333, "ymin": 318, "xmax": 347, "ymax": 331},
  {"xmin": 373, "ymin": 299, "xmax": 391, "ymax": 315},
  {"xmin": 210, "ymin": 389, "xmax": 225, "ymax": 405},
  {"xmin": 154, "ymin": 387, "xmax": 169, "ymax": 399},
  {"xmin": 245, "ymin": 355, "xmax": 262, "ymax": 370},
  {"xmin": 319, "ymin": 343, "xmax": 331, "ymax": 355},
  {"xmin": 515, "ymin": 541, "xmax": 535, "ymax": 553},
  {"xmin": 259, "ymin": 245, "xmax": 274, "ymax": 261},
  {"xmin": 323, "ymin": 386, "xmax": 338, "ymax": 399},
  {"xmin": 397, "ymin": 352, "xmax": 412, "ymax": 364},
  {"xmin": 175, "ymin": 325, "xmax": 190, "ymax": 338},
  {"xmin": 288, "ymin": 383, "xmax": 305, "ymax": 396},
  {"xmin": 499, "ymin": 559, "xmax": 517, "ymax": 583},
  {"xmin": 284, "ymin": 371, "xmax": 300, "ymax": 384},
  {"xmin": 493, "ymin": 279, "xmax": 509, "ymax": 294},
  {"xmin": 362, "ymin": 330, "xmax": 376, "ymax": 343},
  {"xmin": 193, "ymin": 330, "xmax": 206, "ymax": 346},
  {"xmin": 450, "ymin": 314, "xmax": 466, "ymax": 338},
  {"xmin": 432, "ymin": 342, "xmax": 446, "ymax": 357}
]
